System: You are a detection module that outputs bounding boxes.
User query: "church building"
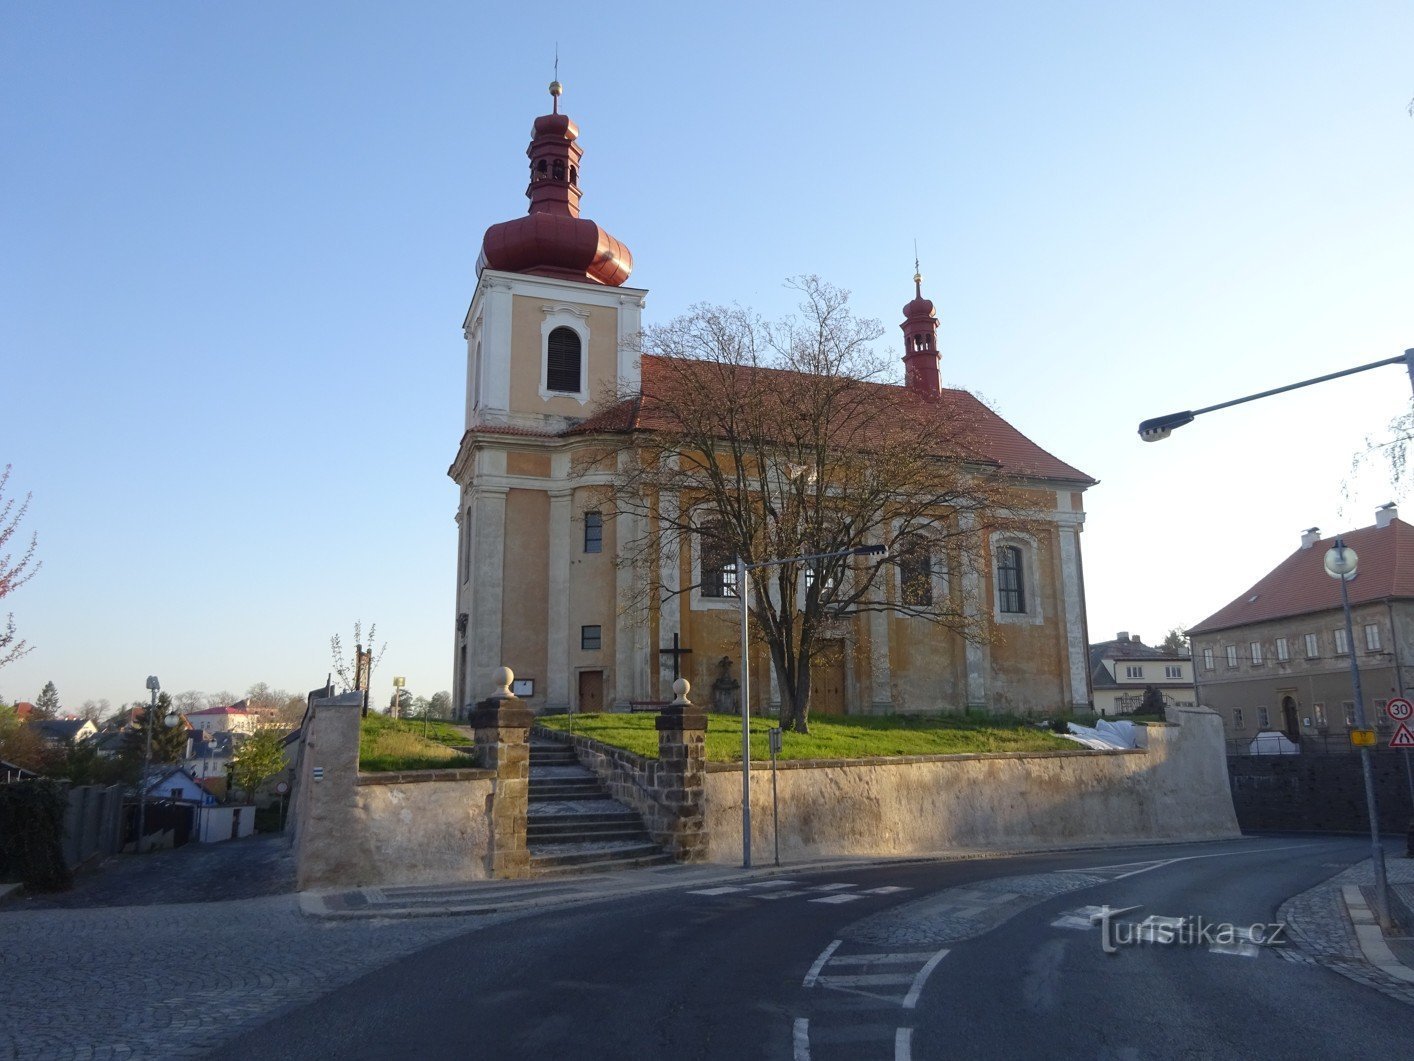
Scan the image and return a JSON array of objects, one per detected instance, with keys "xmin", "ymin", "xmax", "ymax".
[{"xmin": 450, "ymin": 85, "xmax": 1095, "ymax": 718}]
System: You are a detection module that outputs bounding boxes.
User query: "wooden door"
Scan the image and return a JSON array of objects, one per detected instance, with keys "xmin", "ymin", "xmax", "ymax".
[
  {"xmin": 578, "ymin": 670, "xmax": 604, "ymax": 713},
  {"xmin": 810, "ymin": 642, "xmax": 847, "ymax": 716}
]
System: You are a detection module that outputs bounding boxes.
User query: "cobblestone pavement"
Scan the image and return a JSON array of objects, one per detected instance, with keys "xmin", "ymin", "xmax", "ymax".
[
  {"xmin": 13, "ymin": 834, "xmax": 295, "ymax": 910},
  {"xmin": 2, "ymin": 835, "xmax": 494, "ymax": 1059},
  {"xmin": 1278, "ymin": 854, "xmax": 1414, "ymax": 1007},
  {"xmin": 2, "ymin": 892, "xmax": 487, "ymax": 1059}
]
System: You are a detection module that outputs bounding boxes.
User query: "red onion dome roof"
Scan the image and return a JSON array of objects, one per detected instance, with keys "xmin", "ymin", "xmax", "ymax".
[
  {"xmin": 478, "ymin": 84, "xmax": 633, "ymax": 287},
  {"xmin": 902, "ymin": 273, "xmax": 935, "ymax": 319}
]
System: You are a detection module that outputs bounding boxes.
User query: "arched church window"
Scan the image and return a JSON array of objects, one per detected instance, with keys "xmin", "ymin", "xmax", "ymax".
[
  {"xmin": 700, "ymin": 526, "xmax": 737, "ymax": 598},
  {"xmin": 536, "ymin": 159, "xmax": 548, "ymax": 179},
  {"xmin": 546, "ymin": 327, "xmax": 582, "ymax": 393},
  {"xmin": 899, "ymin": 537, "xmax": 934, "ymax": 607},
  {"xmin": 997, "ymin": 545, "xmax": 1025, "ymax": 614},
  {"xmin": 552, "ymin": 159, "xmax": 565, "ymax": 181},
  {"xmin": 569, "ymin": 165, "xmax": 578, "ymax": 185}
]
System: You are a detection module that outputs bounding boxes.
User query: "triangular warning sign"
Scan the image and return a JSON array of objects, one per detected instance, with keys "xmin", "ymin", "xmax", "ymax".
[{"xmin": 1391, "ymin": 722, "xmax": 1414, "ymax": 749}]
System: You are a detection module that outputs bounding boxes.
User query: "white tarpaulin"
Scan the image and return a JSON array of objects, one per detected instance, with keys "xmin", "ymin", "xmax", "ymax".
[{"xmin": 1060, "ymin": 719, "xmax": 1140, "ymax": 750}]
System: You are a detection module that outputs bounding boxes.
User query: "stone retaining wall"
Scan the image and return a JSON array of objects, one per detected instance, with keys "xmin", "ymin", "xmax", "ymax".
[
  {"xmin": 702, "ymin": 705, "xmax": 1239, "ymax": 861},
  {"xmin": 1227, "ymin": 752, "xmax": 1414, "ymax": 833}
]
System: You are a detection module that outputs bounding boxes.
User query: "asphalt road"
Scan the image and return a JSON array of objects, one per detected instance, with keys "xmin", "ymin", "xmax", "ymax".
[{"xmin": 215, "ymin": 837, "xmax": 1414, "ymax": 1060}]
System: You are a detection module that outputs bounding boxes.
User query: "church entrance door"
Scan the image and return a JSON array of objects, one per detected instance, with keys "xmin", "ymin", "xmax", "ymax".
[
  {"xmin": 578, "ymin": 670, "xmax": 604, "ymax": 713},
  {"xmin": 810, "ymin": 642, "xmax": 847, "ymax": 716}
]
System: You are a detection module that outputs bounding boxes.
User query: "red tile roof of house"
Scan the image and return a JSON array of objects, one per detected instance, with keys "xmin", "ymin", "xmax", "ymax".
[
  {"xmin": 1189, "ymin": 518, "xmax": 1414, "ymax": 635},
  {"xmin": 567, "ymin": 355, "xmax": 1094, "ymax": 485},
  {"xmin": 186, "ymin": 705, "xmax": 251, "ymax": 716}
]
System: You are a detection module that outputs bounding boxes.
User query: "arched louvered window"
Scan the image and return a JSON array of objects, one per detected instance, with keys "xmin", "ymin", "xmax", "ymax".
[
  {"xmin": 552, "ymin": 159, "xmax": 565, "ymax": 181},
  {"xmin": 997, "ymin": 545, "xmax": 1025, "ymax": 614},
  {"xmin": 546, "ymin": 327, "xmax": 582, "ymax": 393}
]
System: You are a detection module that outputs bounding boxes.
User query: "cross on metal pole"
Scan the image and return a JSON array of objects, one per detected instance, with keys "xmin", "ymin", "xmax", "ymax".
[{"xmin": 658, "ymin": 632, "xmax": 693, "ymax": 681}]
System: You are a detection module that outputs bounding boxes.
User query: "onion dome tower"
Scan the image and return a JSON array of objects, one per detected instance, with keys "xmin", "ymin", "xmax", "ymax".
[
  {"xmin": 900, "ymin": 262, "xmax": 941, "ymax": 395},
  {"xmin": 479, "ymin": 81, "xmax": 634, "ymax": 287}
]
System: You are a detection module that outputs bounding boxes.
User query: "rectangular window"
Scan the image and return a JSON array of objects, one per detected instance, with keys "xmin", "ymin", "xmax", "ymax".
[
  {"xmin": 1375, "ymin": 699, "xmax": 1389, "ymax": 723},
  {"xmin": 997, "ymin": 545, "xmax": 1025, "ymax": 614},
  {"xmin": 1343, "ymin": 701, "xmax": 1356, "ymax": 727},
  {"xmin": 583, "ymin": 511, "xmax": 603, "ymax": 554},
  {"xmin": 1203, "ymin": 647, "xmax": 1214, "ymax": 670},
  {"xmin": 1304, "ymin": 633, "xmax": 1319, "ymax": 659},
  {"xmin": 1250, "ymin": 642, "xmax": 1263, "ymax": 665},
  {"xmin": 899, "ymin": 542, "xmax": 933, "ymax": 607},
  {"xmin": 580, "ymin": 625, "xmax": 602, "ymax": 651},
  {"xmin": 1125, "ymin": 665, "xmax": 1144, "ymax": 679},
  {"xmin": 1314, "ymin": 702, "xmax": 1326, "ymax": 728},
  {"xmin": 1365, "ymin": 624, "xmax": 1382, "ymax": 652},
  {"xmin": 1334, "ymin": 629, "xmax": 1349, "ymax": 655},
  {"xmin": 1233, "ymin": 708, "xmax": 1244, "ymax": 729},
  {"xmin": 1275, "ymin": 637, "xmax": 1289, "ymax": 661},
  {"xmin": 1165, "ymin": 665, "xmax": 1183, "ymax": 679},
  {"xmin": 1257, "ymin": 707, "xmax": 1270, "ymax": 729},
  {"xmin": 1226, "ymin": 645, "xmax": 1238, "ymax": 668},
  {"xmin": 805, "ymin": 566, "xmax": 836, "ymax": 596}
]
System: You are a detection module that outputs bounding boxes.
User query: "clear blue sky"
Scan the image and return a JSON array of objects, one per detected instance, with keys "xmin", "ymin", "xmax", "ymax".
[{"xmin": 4, "ymin": 1, "xmax": 1412, "ymax": 710}]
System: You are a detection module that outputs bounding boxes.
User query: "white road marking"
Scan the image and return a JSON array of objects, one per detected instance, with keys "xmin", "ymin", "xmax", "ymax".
[
  {"xmin": 1052, "ymin": 905, "xmax": 1110, "ymax": 930},
  {"xmin": 757, "ymin": 889, "xmax": 810, "ymax": 900},
  {"xmin": 863, "ymin": 886, "xmax": 911, "ymax": 895},
  {"xmin": 901, "ymin": 947, "xmax": 951, "ymax": 1009},
  {"xmin": 810, "ymin": 893, "xmax": 864, "ymax": 904},
  {"xmin": 824, "ymin": 951, "xmax": 941, "ymax": 966},
  {"xmin": 812, "ymin": 883, "xmax": 858, "ymax": 891},
  {"xmin": 793, "ymin": 1017, "xmax": 810, "ymax": 1061},
  {"xmin": 687, "ymin": 886, "xmax": 742, "ymax": 896},
  {"xmin": 895, "ymin": 1027, "xmax": 913, "ymax": 1061},
  {"xmin": 802, "ymin": 939, "xmax": 842, "ymax": 987},
  {"xmin": 816, "ymin": 972, "xmax": 918, "ymax": 987},
  {"xmin": 1064, "ymin": 842, "xmax": 1320, "ymax": 879},
  {"xmin": 747, "ymin": 880, "xmax": 800, "ymax": 889}
]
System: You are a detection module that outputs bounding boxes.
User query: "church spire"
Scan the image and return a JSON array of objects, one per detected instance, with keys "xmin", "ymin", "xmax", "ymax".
[
  {"xmin": 478, "ymin": 82, "xmax": 634, "ymax": 286},
  {"xmin": 900, "ymin": 257, "xmax": 941, "ymax": 395}
]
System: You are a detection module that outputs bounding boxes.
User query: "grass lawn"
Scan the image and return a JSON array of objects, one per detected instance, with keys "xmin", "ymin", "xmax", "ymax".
[
  {"xmin": 359, "ymin": 714, "xmax": 479, "ymax": 772},
  {"xmin": 536, "ymin": 711, "xmax": 1075, "ymax": 762}
]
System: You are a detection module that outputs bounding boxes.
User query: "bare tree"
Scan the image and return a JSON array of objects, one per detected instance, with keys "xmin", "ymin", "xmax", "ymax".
[
  {"xmin": 0, "ymin": 465, "xmax": 40, "ymax": 669},
  {"xmin": 330, "ymin": 621, "xmax": 387, "ymax": 693},
  {"xmin": 1347, "ymin": 399, "xmax": 1413, "ymax": 504},
  {"xmin": 587, "ymin": 277, "xmax": 1046, "ymax": 733}
]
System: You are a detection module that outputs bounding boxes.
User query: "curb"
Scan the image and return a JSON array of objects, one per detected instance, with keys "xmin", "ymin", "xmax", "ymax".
[{"xmin": 1341, "ymin": 885, "xmax": 1414, "ymax": 984}]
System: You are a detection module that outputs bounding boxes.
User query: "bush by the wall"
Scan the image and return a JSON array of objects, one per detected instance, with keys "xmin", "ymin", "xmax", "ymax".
[{"xmin": 0, "ymin": 778, "xmax": 73, "ymax": 891}]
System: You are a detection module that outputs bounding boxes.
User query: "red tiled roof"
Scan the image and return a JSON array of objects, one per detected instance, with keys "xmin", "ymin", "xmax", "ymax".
[
  {"xmin": 567, "ymin": 355, "xmax": 1094, "ymax": 485},
  {"xmin": 1189, "ymin": 518, "xmax": 1414, "ymax": 635},
  {"xmin": 187, "ymin": 705, "xmax": 250, "ymax": 716}
]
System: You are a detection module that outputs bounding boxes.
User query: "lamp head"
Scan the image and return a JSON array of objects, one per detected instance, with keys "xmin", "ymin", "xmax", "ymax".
[
  {"xmin": 852, "ymin": 544, "xmax": 888, "ymax": 557},
  {"xmin": 1138, "ymin": 411, "xmax": 1195, "ymax": 442},
  {"xmin": 1324, "ymin": 541, "xmax": 1358, "ymax": 581}
]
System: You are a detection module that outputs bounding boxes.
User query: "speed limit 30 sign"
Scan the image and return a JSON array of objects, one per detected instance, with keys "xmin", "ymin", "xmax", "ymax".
[{"xmin": 1386, "ymin": 697, "xmax": 1414, "ymax": 723}]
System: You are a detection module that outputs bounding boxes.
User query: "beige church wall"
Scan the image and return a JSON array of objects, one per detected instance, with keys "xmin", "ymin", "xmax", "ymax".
[
  {"xmin": 508, "ymin": 296, "xmax": 620, "ymax": 416},
  {"xmin": 986, "ymin": 527, "xmax": 1071, "ymax": 713},
  {"xmin": 702, "ymin": 705, "xmax": 1239, "ymax": 862},
  {"xmin": 888, "ymin": 618, "xmax": 966, "ymax": 714},
  {"xmin": 501, "ymin": 488, "xmax": 550, "ymax": 706},
  {"xmin": 506, "ymin": 451, "xmax": 552, "ymax": 478},
  {"xmin": 569, "ymin": 484, "xmax": 617, "ymax": 704}
]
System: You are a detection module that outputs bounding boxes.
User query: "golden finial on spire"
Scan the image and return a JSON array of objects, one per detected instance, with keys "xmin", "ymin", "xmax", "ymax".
[{"xmin": 549, "ymin": 46, "xmax": 562, "ymax": 113}]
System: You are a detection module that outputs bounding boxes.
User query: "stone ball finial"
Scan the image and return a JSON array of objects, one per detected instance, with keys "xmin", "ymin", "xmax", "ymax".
[
  {"xmin": 671, "ymin": 677, "xmax": 691, "ymax": 706},
  {"xmin": 493, "ymin": 666, "xmax": 515, "ymax": 699}
]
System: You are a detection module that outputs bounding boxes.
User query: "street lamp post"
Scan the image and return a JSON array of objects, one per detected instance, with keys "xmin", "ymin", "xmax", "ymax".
[
  {"xmin": 1138, "ymin": 348, "xmax": 1414, "ymax": 442},
  {"xmin": 137, "ymin": 675, "xmax": 159, "ymax": 854},
  {"xmin": 735, "ymin": 543, "xmax": 887, "ymax": 868},
  {"xmin": 1326, "ymin": 540, "xmax": 1393, "ymax": 929}
]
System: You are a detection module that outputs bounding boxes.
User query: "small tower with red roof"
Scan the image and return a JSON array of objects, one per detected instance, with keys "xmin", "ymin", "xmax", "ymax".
[{"xmin": 900, "ymin": 263, "xmax": 941, "ymax": 395}]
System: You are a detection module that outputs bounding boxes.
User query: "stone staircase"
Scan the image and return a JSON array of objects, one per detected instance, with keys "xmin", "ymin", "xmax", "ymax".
[{"xmin": 528, "ymin": 736, "xmax": 672, "ymax": 876}]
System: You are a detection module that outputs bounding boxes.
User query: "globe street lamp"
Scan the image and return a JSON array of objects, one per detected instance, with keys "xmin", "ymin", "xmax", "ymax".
[
  {"xmin": 735, "ymin": 543, "xmax": 887, "ymax": 867},
  {"xmin": 1325, "ymin": 540, "xmax": 1393, "ymax": 929}
]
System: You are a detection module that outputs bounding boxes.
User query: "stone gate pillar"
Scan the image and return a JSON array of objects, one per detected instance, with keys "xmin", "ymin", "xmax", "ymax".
[
  {"xmin": 472, "ymin": 667, "xmax": 534, "ymax": 879},
  {"xmin": 655, "ymin": 678, "xmax": 708, "ymax": 862}
]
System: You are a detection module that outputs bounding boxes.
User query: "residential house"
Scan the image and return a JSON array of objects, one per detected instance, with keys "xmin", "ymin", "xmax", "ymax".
[
  {"xmin": 1188, "ymin": 506, "xmax": 1413, "ymax": 748},
  {"xmin": 33, "ymin": 718, "xmax": 98, "ymax": 747},
  {"xmin": 183, "ymin": 704, "xmax": 256, "ymax": 736},
  {"xmin": 1088, "ymin": 632, "xmax": 1196, "ymax": 717}
]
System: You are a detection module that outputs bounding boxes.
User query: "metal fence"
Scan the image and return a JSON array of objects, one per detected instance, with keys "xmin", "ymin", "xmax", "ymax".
[
  {"xmin": 1226, "ymin": 730, "xmax": 1410, "ymax": 756},
  {"xmin": 60, "ymin": 783, "xmax": 125, "ymax": 868}
]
